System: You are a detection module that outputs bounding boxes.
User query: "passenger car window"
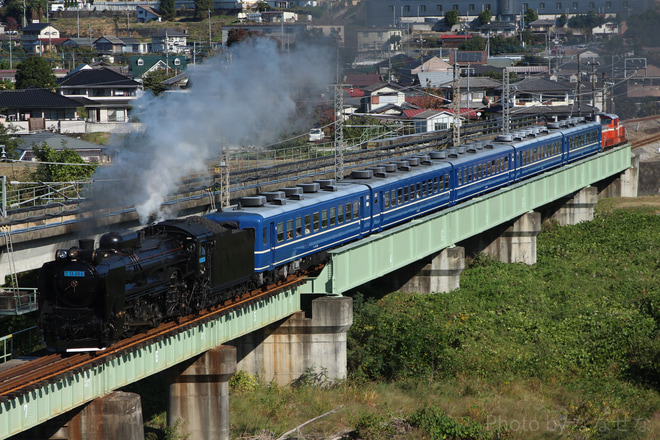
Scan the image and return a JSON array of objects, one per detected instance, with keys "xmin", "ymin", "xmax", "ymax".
[
  {"xmin": 277, "ymin": 222, "xmax": 284, "ymax": 243},
  {"xmin": 304, "ymin": 215, "xmax": 311, "ymax": 234}
]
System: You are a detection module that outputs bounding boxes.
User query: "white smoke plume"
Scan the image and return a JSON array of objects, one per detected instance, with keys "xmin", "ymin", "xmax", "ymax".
[{"xmin": 88, "ymin": 38, "xmax": 334, "ymax": 224}]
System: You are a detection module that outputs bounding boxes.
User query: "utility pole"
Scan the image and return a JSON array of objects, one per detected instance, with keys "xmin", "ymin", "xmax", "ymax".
[
  {"xmin": 208, "ymin": 9, "xmax": 212, "ymax": 50},
  {"xmin": 503, "ymin": 67, "xmax": 510, "ymax": 134},
  {"xmin": 334, "ymin": 84, "xmax": 345, "ymax": 181},
  {"xmin": 588, "ymin": 60, "xmax": 599, "ymax": 115},
  {"xmin": 577, "ymin": 53, "xmax": 581, "ymax": 116},
  {"xmin": 452, "ymin": 63, "xmax": 460, "ymax": 147}
]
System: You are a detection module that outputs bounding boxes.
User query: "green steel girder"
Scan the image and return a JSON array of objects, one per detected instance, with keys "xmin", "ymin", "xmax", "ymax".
[
  {"xmin": 303, "ymin": 145, "xmax": 632, "ymax": 295},
  {"xmin": 0, "ymin": 288, "xmax": 301, "ymax": 439}
]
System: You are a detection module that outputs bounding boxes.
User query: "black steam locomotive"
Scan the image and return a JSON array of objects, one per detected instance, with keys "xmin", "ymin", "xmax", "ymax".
[{"xmin": 37, "ymin": 216, "xmax": 255, "ymax": 351}]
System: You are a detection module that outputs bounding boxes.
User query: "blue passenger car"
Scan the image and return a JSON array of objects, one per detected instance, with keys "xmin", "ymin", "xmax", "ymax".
[{"xmin": 205, "ymin": 181, "xmax": 370, "ymax": 275}]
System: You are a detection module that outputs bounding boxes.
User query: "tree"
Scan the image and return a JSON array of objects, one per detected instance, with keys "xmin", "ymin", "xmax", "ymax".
[
  {"xmin": 459, "ymin": 34, "xmax": 486, "ymax": 50},
  {"xmin": 194, "ymin": 0, "xmax": 213, "ymax": 20},
  {"xmin": 159, "ymin": 0, "xmax": 175, "ymax": 21},
  {"xmin": 142, "ymin": 68, "xmax": 176, "ymax": 96},
  {"xmin": 557, "ymin": 13, "xmax": 568, "ymax": 28},
  {"xmin": 15, "ymin": 56, "xmax": 57, "ymax": 90},
  {"xmin": 444, "ymin": 10, "xmax": 459, "ymax": 27},
  {"xmin": 32, "ymin": 143, "xmax": 97, "ymax": 182},
  {"xmin": 524, "ymin": 8, "xmax": 538, "ymax": 24},
  {"xmin": 478, "ymin": 9, "xmax": 492, "ymax": 26}
]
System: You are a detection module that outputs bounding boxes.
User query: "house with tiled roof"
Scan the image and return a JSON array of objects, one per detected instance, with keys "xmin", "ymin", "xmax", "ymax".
[
  {"xmin": 437, "ymin": 76, "xmax": 501, "ymax": 108},
  {"xmin": 360, "ymin": 82, "xmax": 406, "ymax": 113},
  {"xmin": 0, "ymin": 88, "xmax": 84, "ymax": 134},
  {"xmin": 343, "ymin": 73, "xmax": 381, "ymax": 88},
  {"xmin": 21, "ymin": 22, "xmax": 60, "ymax": 53},
  {"xmin": 137, "ymin": 5, "xmax": 162, "ymax": 23},
  {"xmin": 507, "ymin": 77, "xmax": 573, "ymax": 107},
  {"xmin": 17, "ymin": 132, "xmax": 109, "ymax": 163},
  {"xmin": 58, "ymin": 66, "xmax": 140, "ymax": 124},
  {"xmin": 122, "ymin": 37, "xmax": 149, "ymax": 54},
  {"xmin": 129, "ymin": 56, "xmax": 187, "ymax": 79},
  {"xmin": 94, "ymin": 36, "xmax": 126, "ymax": 55}
]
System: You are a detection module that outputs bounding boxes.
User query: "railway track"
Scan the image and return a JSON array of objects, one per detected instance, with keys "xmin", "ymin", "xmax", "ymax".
[
  {"xmin": 631, "ymin": 132, "xmax": 660, "ymax": 150},
  {"xmin": 0, "ymin": 271, "xmax": 312, "ymax": 403}
]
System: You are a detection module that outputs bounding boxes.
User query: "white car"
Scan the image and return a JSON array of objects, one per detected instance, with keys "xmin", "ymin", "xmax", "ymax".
[{"xmin": 309, "ymin": 128, "xmax": 324, "ymax": 142}]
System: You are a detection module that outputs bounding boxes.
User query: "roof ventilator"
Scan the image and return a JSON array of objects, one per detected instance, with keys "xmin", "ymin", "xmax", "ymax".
[
  {"xmin": 314, "ymin": 179, "xmax": 335, "ymax": 189},
  {"xmin": 281, "ymin": 187, "xmax": 303, "ymax": 198},
  {"xmin": 430, "ymin": 150, "xmax": 447, "ymax": 159},
  {"xmin": 298, "ymin": 182, "xmax": 320, "ymax": 193},
  {"xmin": 495, "ymin": 134, "xmax": 513, "ymax": 142},
  {"xmin": 383, "ymin": 163, "xmax": 397, "ymax": 172},
  {"xmin": 407, "ymin": 157, "xmax": 420, "ymax": 166},
  {"xmin": 261, "ymin": 191, "xmax": 285, "ymax": 202},
  {"xmin": 240, "ymin": 196, "xmax": 266, "ymax": 207},
  {"xmin": 456, "ymin": 146, "xmax": 466, "ymax": 154},
  {"xmin": 352, "ymin": 169, "xmax": 374, "ymax": 179}
]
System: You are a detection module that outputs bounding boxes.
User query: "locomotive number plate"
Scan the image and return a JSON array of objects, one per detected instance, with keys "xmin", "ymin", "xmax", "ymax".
[{"xmin": 64, "ymin": 271, "xmax": 85, "ymax": 277}]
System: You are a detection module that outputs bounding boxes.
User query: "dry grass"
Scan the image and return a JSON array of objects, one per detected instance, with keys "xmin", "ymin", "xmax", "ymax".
[
  {"xmin": 229, "ymin": 377, "xmax": 659, "ymax": 439},
  {"xmin": 50, "ymin": 14, "xmax": 235, "ymax": 42}
]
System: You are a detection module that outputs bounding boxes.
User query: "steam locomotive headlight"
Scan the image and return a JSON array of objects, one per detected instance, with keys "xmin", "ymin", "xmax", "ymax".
[
  {"xmin": 68, "ymin": 247, "xmax": 80, "ymax": 259},
  {"xmin": 56, "ymin": 249, "xmax": 68, "ymax": 260}
]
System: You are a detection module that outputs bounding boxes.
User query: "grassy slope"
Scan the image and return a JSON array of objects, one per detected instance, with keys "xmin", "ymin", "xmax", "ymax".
[{"xmin": 223, "ymin": 198, "xmax": 660, "ymax": 440}]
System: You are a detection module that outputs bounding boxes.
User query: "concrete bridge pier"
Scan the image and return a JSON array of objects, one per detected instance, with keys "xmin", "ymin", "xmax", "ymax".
[
  {"xmin": 596, "ymin": 154, "xmax": 639, "ymax": 198},
  {"xmin": 396, "ymin": 246, "xmax": 466, "ymax": 294},
  {"xmin": 167, "ymin": 345, "xmax": 237, "ymax": 440},
  {"xmin": 16, "ymin": 391, "xmax": 144, "ymax": 440},
  {"xmin": 546, "ymin": 187, "xmax": 599, "ymax": 226},
  {"xmin": 462, "ymin": 212, "xmax": 542, "ymax": 265},
  {"xmin": 229, "ymin": 296, "xmax": 353, "ymax": 385}
]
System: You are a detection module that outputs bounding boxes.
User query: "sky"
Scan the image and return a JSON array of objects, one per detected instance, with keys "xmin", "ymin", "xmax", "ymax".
[{"xmin": 87, "ymin": 38, "xmax": 334, "ymax": 224}]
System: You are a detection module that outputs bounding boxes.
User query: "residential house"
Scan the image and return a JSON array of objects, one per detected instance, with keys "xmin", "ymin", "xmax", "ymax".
[
  {"xmin": 261, "ymin": 11, "xmax": 297, "ymax": 22},
  {"xmin": 400, "ymin": 56, "xmax": 453, "ymax": 86},
  {"xmin": 357, "ymin": 29, "xmax": 402, "ymax": 58},
  {"xmin": 477, "ymin": 21, "xmax": 517, "ymax": 38},
  {"xmin": 58, "ymin": 66, "xmax": 140, "ymax": 124},
  {"xmin": 437, "ymin": 76, "xmax": 502, "ymax": 109},
  {"xmin": 62, "ymin": 38, "xmax": 94, "ymax": 49},
  {"xmin": 17, "ymin": 132, "xmax": 109, "ymax": 163},
  {"xmin": 161, "ymin": 72, "xmax": 190, "ymax": 92},
  {"xmin": 528, "ymin": 19, "xmax": 556, "ymax": 34},
  {"xmin": 508, "ymin": 77, "xmax": 573, "ymax": 107},
  {"xmin": 343, "ymin": 73, "xmax": 382, "ymax": 88},
  {"xmin": 152, "ymin": 29, "xmax": 187, "ymax": 53},
  {"xmin": 360, "ymin": 82, "xmax": 406, "ymax": 113},
  {"xmin": 122, "ymin": 37, "xmax": 149, "ymax": 54},
  {"xmin": 407, "ymin": 109, "xmax": 461, "ymax": 134},
  {"xmin": 129, "ymin": 56, "xmax": 188, "ymax": 79},
  {"xmin": 93, "ymin": 36, "xmax": 126, "ymax": 55},
  {"xmin": 137, "ymin": 5, "xmax": 162, "ymax": 23},
  {"xmin": 21, "ymin": 22, "xmax": 60, "ymax": 53},
  {"xmin": 0, "ymin": 88, "xmax": 83, "ymax": 134}
]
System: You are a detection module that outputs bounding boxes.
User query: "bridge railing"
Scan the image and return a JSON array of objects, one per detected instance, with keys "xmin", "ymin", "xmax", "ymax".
[
  {"xmin": 0, "ymin": 288, "xmax": 39, "ymax": 316},
  {"xmin": 0, "ymin": 326, "xmax": 39, "ymax": 364}
]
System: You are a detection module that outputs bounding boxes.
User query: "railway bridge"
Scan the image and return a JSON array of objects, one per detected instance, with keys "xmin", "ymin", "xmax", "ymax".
[{"xmin": 0, "ymin": 142, "xmax": 636, "ymax": 440}]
